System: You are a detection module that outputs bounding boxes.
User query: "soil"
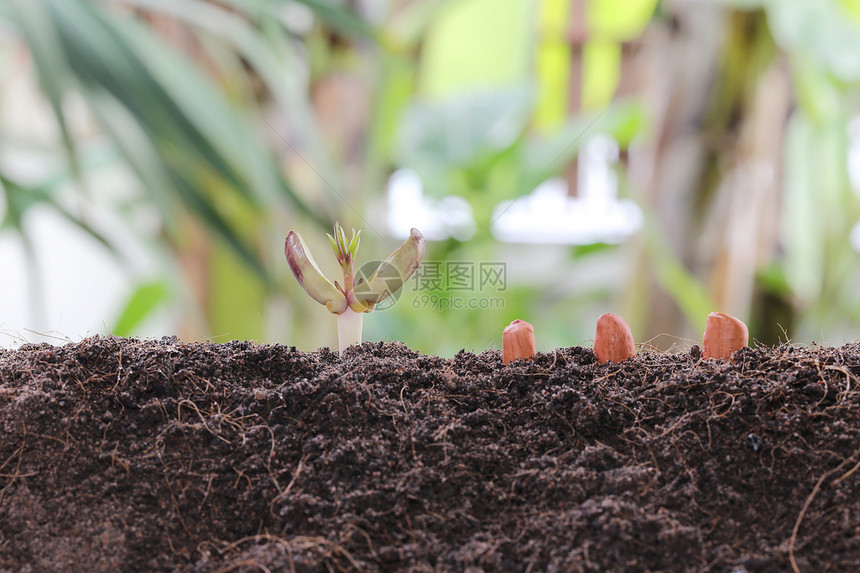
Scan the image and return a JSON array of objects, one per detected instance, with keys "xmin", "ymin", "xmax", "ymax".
[{"xmin": 1, "ymin": 337, "xmax": 859, "ymax": 572}]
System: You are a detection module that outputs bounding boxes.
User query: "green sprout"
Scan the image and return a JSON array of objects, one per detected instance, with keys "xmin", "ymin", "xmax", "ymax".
[{"xmin": 285, "ymin": 223, "xmax": 425, "ymax": 353}]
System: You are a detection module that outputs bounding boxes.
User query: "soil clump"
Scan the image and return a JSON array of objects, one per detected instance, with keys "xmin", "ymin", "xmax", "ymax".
[{"xmin": 1, "ymin": 336, "xmax": 859, "ymax": 572}]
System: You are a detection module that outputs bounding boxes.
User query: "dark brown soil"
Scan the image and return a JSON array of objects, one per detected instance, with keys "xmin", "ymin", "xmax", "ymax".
[{"xmin": 1, "ymin": 337, "xmax": 859, "ymax": 572}]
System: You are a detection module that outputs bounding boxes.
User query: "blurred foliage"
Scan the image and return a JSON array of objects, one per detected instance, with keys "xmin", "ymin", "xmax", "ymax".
[
  {"xmin": 396, "ymin": 88, "xmax": 644, "ymax": 223},
  {"xmin": 722, "ymin": 0, "xmax": 860, "ymax": 343},
  {"xmin": 0, "ymin": 0, "xmax": 859, "ymax": 353}
]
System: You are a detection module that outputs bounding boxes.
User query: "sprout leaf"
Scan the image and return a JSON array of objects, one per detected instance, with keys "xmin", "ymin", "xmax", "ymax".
[
  {"xmin": 285, "ymin": 231, "xmax": 347, "ymax": 314},
  {"xmin": 354, "ymin": 228, "xmax": 425, "ymax": 306}
]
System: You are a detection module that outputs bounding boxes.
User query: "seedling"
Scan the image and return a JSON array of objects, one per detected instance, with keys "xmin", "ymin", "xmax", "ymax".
[
  {"xmin": 702, "ymin": 312, "xmax": 748, "ymax": 359},
  {"xmin": 503, "ymin": 319, "xmax": 536, "ymax": 364},
  {"xmin": 594, "ymin": 313, "xmax": 636, "ymax": 364},
  {"xmin": 285, "ymin": 223, "xmax": 425, "ymax": 353}
]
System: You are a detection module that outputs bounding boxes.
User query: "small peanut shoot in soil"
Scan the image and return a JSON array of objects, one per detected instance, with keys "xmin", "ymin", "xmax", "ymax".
[
  {"xmin": 702, "ymin": 311, "xmax": 749, "ymax": 359},
  {"xmin": 503, "ymin": 319, "xmax": 537, "ymax": 364},
  {"xmin": 594, "ymin": 312, "xmax": 636, "ymax": 364},
  {"xmin": 285, "ymin": 223, "xmax": 425, "ymax": 353}
]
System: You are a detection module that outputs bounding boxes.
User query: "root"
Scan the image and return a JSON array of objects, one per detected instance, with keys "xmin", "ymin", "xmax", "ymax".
[{"xmin": 790, "ymin": 447, "xmax": 860, "ymax": 572}]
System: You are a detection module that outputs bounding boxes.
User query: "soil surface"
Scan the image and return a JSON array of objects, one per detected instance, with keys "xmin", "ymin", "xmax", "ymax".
[{"xmin": 1, "ymin": 337, "xmax": 860, "ymax": 572}]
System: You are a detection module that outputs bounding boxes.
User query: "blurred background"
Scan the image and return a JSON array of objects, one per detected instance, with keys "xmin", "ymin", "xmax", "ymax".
[{"xmin": 1, "ymin": 0, "xmax": 859, "ymax": 356}]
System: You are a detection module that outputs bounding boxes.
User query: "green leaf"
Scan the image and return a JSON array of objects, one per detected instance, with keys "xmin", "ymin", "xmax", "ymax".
[
  {"xmin": 588, "ymin": 0, "xmax": 658, "ymax": 40},
  {"xmin": 114, "ymin": 0, "xmax": 335, "ymax": 227},
  {"xmin": 354, "ymin": 228, "xmax": 425, "ymax": 308},
  {"xmin": 219, "ymin": 0, "xmax": 378, "ymax": 42},
  {"xmin": 348, "ymin": 229, "xmax": 361, "ymax": 257},
  {"xmin": 582, "ymin": 40, "xmax": 620, "ymax": 110},
  {"xmin": 33, "ymin": 0, "xmax": 287, "ymax": 284},
  {"xmin": 766, "ymin": 0, "xmax": 860, "ymax": 82},
  {"xmin": 113, "ymin": 280, "xmax": 171, "ymax": 337},
  {"xmin": 397, "ymin": 86, "xmax": 533, "ymax": 183},
  {"xmin": 0, "ymin": 173, "xmax": 118, "ymax": 256},
  {"xmin": 519, "ymin": 99, "xmax": 646, "ymax": 190},
  {"xmin": 5, "ymin": 0, "xmax": 82, "ymax": 180},
  {"xmin": 337, "ymin": 223, "xmax": 348, "ymax": 253},
  {"xmin": 417, "ymin": 0, "xmax": 531, "ymax": 98},
  {"xmin": 385, "ymin": 0, "xmax": 455, "ymax": 49},
  {"xmin": 639, "ymin": 202, "xmax": 715, "ymax": 333},
  {"xmin": 209, "ymin": 242, "xmax": 267, "ymax": 342},
  {"xmin": 716, "ymin": 0, "xmax": 770, "ymax": 9},
  {"xmin": 288, "ymin": 0, "xmax": 378, "ymax": 42}
]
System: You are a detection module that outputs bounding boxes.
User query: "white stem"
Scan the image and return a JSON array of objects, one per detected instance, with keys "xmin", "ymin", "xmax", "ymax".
[{"xmin": 337, "ymin": 307, "xmax": 364, "ymax": 354}]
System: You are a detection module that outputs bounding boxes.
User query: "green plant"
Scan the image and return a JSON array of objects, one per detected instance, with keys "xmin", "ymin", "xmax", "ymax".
[
  {"xmin": 0, "ymin": 0, "xmax": 382, "ymax": 343},
  {"xmin": 285, "ymin": 223, "xmax": 425, "ymax": 353}
]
